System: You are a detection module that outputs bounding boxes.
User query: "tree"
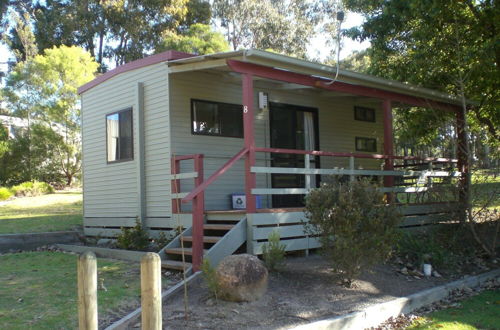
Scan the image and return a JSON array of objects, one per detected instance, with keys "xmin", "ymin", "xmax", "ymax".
[
  {"xmin": 212, "ymin": 0, "xmax": 320, "ymax": 57},
  {"xmin": 3, "ymin": 45, "xmax": 98, "ymax": 185},
  {"xmin": 157, "ymin": 23, "xmax": 229, "ymax": 55},
  {"xmin": 2, "ymin": 0, "xmax": 211, "ymax": 70},
  {"xmin": 344, "ymin": 0, "xmax": 499, "ymax": 157}
]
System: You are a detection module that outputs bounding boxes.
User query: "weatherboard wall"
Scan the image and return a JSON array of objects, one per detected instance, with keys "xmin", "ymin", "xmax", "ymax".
[{"xmin": 81, "ymin": 62, "xmax": 173, "ymax": 235}]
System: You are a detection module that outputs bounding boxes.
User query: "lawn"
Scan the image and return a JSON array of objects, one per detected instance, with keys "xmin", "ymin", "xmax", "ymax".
[
  {"xmin": 0, "ymin": 251, "xmax": 145, "ymax": 329},
  {"xmin": 0, "ymin": 191, "xmax": 82, "ymax": 234},
  {"xmin": 409, "ymin": 290, "xmax": 500, "ymax": 330}
]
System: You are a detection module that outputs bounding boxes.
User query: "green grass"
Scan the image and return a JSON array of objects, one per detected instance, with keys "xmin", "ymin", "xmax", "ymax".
[
  {"xmin": 409, "ymin": 290, "xmax": 500, "ymax": 330},
  {"xmin": 0, "ymin": 251, "xmax": 144, "ymax": 329},
  {"xmin": 0, "ymin": 191, "xmax": 82, "ymax": 234}
]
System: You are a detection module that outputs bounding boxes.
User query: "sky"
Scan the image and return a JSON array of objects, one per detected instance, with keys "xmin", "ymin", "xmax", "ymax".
[{"xmin": 0, "ymin": 11, "xmax": 369, "ymax": 73}]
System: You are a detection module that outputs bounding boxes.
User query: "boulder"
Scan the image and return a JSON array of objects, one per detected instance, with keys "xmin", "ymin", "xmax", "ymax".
[{"xmin": 215, "ymin": 254, "xmax": 268, "ymax": 302}]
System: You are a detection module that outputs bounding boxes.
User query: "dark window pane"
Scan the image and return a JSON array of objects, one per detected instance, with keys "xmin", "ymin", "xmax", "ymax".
[
  {"xmin": 355, "ymin": 137, "xmax": 377, "ymax": 152},
  {"xmin": 192, "ymin": 100, "xmax": 243, "ymax": 138},
  {"xmin": 354, "ymin": 106, "xmax": 376, "ymax": 122}
]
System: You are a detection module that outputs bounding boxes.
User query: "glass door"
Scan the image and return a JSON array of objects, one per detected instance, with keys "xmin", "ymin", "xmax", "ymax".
[{"xmin": 269, "ymin": 103, "xmax": 319, "ymax": 208}]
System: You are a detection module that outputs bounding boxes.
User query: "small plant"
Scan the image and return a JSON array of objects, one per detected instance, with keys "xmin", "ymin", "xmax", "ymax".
[
  {"xmin": 0, "ymin": 187, "xmax": 13, "ymax": 201},
  {"xmin": 116, "ymin": 218, "xmax": 150, "ymax": 251},
  {"xmin": 304, "ymin": 178, "xmax": 402, "ymax": 286},
  {"xmin": 262, "ymin": 231, "xmax": 286, "ymax": 271},
  {"xmin": 201, "ymin": 258, "xmax": 220, "ymax": 300}
]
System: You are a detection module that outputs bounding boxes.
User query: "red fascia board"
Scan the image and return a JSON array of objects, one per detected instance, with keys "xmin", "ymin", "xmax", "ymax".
[
  {"xmin": 226, "ymin": 60, "xmax": 460, "ymax": 112},
  {"xmin": 78, "ymin": 50, "xmax": 195, "ymax": 94}
]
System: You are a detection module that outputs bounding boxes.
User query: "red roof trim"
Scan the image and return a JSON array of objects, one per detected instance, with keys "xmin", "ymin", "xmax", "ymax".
[{"xmin": 78, "ymin": 50, "xmax": 195, "ymax": 94}]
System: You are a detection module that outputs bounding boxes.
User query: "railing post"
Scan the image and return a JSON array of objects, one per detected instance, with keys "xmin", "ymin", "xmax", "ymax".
[
  {"xmin": 383, "ymin": 99, "xmax": 394, "ymax": 203},
  {"xmin": 427, "ymin": 161, "xmax": 433, "ymax": 188},
  {"xmin": 191, "ymin": 154, "xmax": 204, "ymax": 272},
  {"xmin": 349, "ymin": 156, "xmax": 355, "ymax": 182},
  {"xmin": 171, "ymin": 158, "xmax": 181, "ymax": 214},
  {"xmin": 78, "ymin": 251, "xmax": 97, "ymax": 330},
  {"xmin": 141, "ymin": 253, "xmax": 162, "ymax": 330},
  {"xmin": 305, "ymin": 154, "xmax": 311, "ymax": 190},
  {"xmin": 242, "ymin": 73, "xmax": 256, "ymax": 213}
]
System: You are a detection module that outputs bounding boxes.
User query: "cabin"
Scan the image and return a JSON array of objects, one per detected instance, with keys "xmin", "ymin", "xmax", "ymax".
[{"xmin": 78, "ymin": 49, "xmax": 468, "ymax": 272}]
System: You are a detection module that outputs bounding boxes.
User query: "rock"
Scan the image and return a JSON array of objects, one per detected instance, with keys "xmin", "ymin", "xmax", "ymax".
[
  {"xmin": 97, "ymin": 238, "xmax": 113, "ymax": 247},
  {"xmin": 432, "ymin": 270, "xmax": 442, "ymax": 278},
  {"xmin": 215, "ymin": 254, "xmax": 268, "ymax": 302},
  {"xmin": 400, "ymin": 267, "xmax": 409, "ymax": 275},
  {"xmin": 205, "ymin": 298, "xmax": 215, "ymax": 307}
]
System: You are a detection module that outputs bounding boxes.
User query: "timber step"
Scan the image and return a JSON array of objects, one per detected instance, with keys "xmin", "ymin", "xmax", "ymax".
[
  {"xmin": 161, "ymin": 260, "xmax": 191, "ymax": 271},
  {"xmin": 164, "ymin": 247, "xmax": 208, "ymax": 256},
  {"xmin": 203, "ymin": 224, "xmax": 234, "ymax": 231},
  {"xmin": 182, "ymin": 236, "xmax": 221, "ymax": 243}
]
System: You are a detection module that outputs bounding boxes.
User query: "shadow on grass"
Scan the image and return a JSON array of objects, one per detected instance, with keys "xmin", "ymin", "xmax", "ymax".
[{"xmin": 0, "ymin": 214, "xmax": 82, "ymax": 234}]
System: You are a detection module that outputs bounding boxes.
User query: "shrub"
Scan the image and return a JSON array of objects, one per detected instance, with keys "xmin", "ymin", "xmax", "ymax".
[
  {"xmin": 11, "ymin": 181, "xmax": 54, "ymax": 197},
  {"xmin": 116, "ymin": 219, "xmax": 150, "ymax": 251},
  {"xmin": 0, "ymin": 187, "xmax": 13, "ymax": 201},
  {"xmin": 397, "ymin": 231, "xmax": 458, "ymax": 270},
  {"xmin": 262, "ymin": 231, "xmax": 286, "ymax": 271},
  {"xmin": 304, "ymin": 178, "xmax": 402, "ymax": 286},
  {"xmin": 151, "ymin": 231, "xmax": 173, "ymax": 251},
  {"xmin": 201, "ymin": 258, "xmax": 220, "ymax": 300}
]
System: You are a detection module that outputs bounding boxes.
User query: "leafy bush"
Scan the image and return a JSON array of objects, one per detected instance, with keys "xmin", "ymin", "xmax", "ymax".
[
  {"xmin": 116, "ymin": 219, "xmax": 150, "ymax": 251},
  {"xmin": 201, "ymin": 258, "xmax": 220, "ymax": 300},
  {"xmin": 0, "ymin": 187, "xmax": 13, "ymax": 201},
  {"xmin": 304, "ymin": 178, "xmax": 402, "ymax": 286},
  {"xmin": 151, "ymin": 231, "xmax": 173, "ymax": 251},
  {"xmin": 262, "ymin": 231, "xmax": 286, "ymax": 272},
  {"xmin": 11, "ymin": 181, "xmax": 54, "ymax": 197}
]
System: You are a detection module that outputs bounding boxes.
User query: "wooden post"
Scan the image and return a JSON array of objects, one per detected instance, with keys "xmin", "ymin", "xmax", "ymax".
[
  {"xmin": 305, "ymin": 154, "xmax": 311, "ymax": 190},
  {"xmin": 349, "ymin": 156, "xmax": 355, "ymax": 182},
  {"xmin": 171, "ymin": 157, "xmax": 180, "ymax": 214},
  {"xmin": 141, "ymin": 253, "xmax": 162, "ymax": 330},
  {"xmin": 427, "ymin": 161, "xmax": 433, "ymax": 188},
  {"xmin": 78, "ymin": 251, "xmax": 97, "ymax": 330},
  {"xmin": 456, "ymin": 109, "xmax": 469, "ymax": 221},
  {"xmin": 192, "ymin": 154, "xmax": 204, "ymax": 272},
  {"xmin": 243, "ymin": 73, "xmax": 256, "ymax": 213},
  {"xmin": 383, "ymin": 99, "xmax": 394, "ymax": 202}
]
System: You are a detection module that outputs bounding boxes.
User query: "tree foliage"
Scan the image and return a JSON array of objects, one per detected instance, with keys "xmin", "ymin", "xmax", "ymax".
[
  {"xmin": 3, "ymin": 45, "xmax": 98, "ymax": 185},
  {"xmin": 157, "ymin": 23, "xmax": 229, "ymax": 55},
  {"xmin": 212, "ymin": 0, "xmax": 320, "ymax": 57},
  {"xmin": 2, "ymin": 0, "xmax": 211, "ymax": 70},
  {"xmin": 344, "ymin": 0, "xmax": 499, "ymax": 156}
]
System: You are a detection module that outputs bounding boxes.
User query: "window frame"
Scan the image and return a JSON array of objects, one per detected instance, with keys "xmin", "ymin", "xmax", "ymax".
[
  {"xmin": 105, "ymin": 107, "xmax": 134, "ymax": 164},
  {"xmin": 354, "ymin": 106, "xmax": 376, "ymax": 122},
  {"xmin": 190, "ymin": 99, "xmax": 244, "ymax": 139},
  {"xmin": 355, "ymin": 137, "xmax": 377, "ymax": 152}
]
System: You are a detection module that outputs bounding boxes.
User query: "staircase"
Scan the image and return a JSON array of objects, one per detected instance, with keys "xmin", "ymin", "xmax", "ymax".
[{"xmin": 159, "ymin": 212, "xmax": 247, "ymax": 274}]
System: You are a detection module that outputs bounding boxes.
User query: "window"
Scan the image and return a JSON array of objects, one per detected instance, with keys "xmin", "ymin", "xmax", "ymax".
[
  {"xmin": 106, "ymin": 108, "xmax": 133, "ymax": 162},
  {"xmin": 355, "ymin": 137, "xmax": 377, "ymax": 152},
  {"xmin": 191, "ymin": 99, "xmax": 243, "ymax": 138},
  {"xmin": 354, "ymin": 106, "xmax": 375, "ymax": 122}
]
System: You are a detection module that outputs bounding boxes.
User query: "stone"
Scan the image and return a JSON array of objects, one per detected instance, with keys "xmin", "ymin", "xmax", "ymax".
[
  {"xmin": 432, "ymin": 270, "xmax": 442, "ymax": 278},
  {"xmin": 215, "ymin": 254, "xmax": 268, "ymax": 302}
]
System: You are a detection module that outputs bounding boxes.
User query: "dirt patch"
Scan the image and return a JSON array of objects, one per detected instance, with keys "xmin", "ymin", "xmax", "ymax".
[{"xmin": 149, "ymin": 254, "xmax": 469, "ymax": 330}]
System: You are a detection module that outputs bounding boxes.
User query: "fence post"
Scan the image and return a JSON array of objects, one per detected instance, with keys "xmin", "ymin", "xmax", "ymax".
[
  {"xmin": 305, "ymin": 154, "xmax": 311, "ymax": 190},
  {"xmin": 427, "ymin": 161, "xmax": 434, "ymax": 188},
  {"xmin": 349, "ymin": 156, "xmax": 355, "ymax": 182},
  {"xmin": 78, "ymin": 251, "xmax": 98, "ymax": 330},
  {"xmin": 141, "ymin": 253, "xmax": 162, "ymax": 330}
]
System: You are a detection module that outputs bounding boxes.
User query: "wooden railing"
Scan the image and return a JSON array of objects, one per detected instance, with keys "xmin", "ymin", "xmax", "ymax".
[
  {"xmin": 252, "ymin": 147, "xmax": 460, "ymax": 200},
  {"xmin": 172, "ymin": 147, "xmax": 459, "ymax": 270},
  {"xmin": 172, "ymin": 148, "xmax": 249, "ymax": 271},
  {"xmin": 170, "ymin": 154, "xmax": 204, "ymax": 271}
]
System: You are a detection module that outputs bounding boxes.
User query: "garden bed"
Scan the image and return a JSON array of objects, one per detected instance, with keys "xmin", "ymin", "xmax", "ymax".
[{"xmin": 146, "ymin": 254, "xmax": 500, "ymax": 330}]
